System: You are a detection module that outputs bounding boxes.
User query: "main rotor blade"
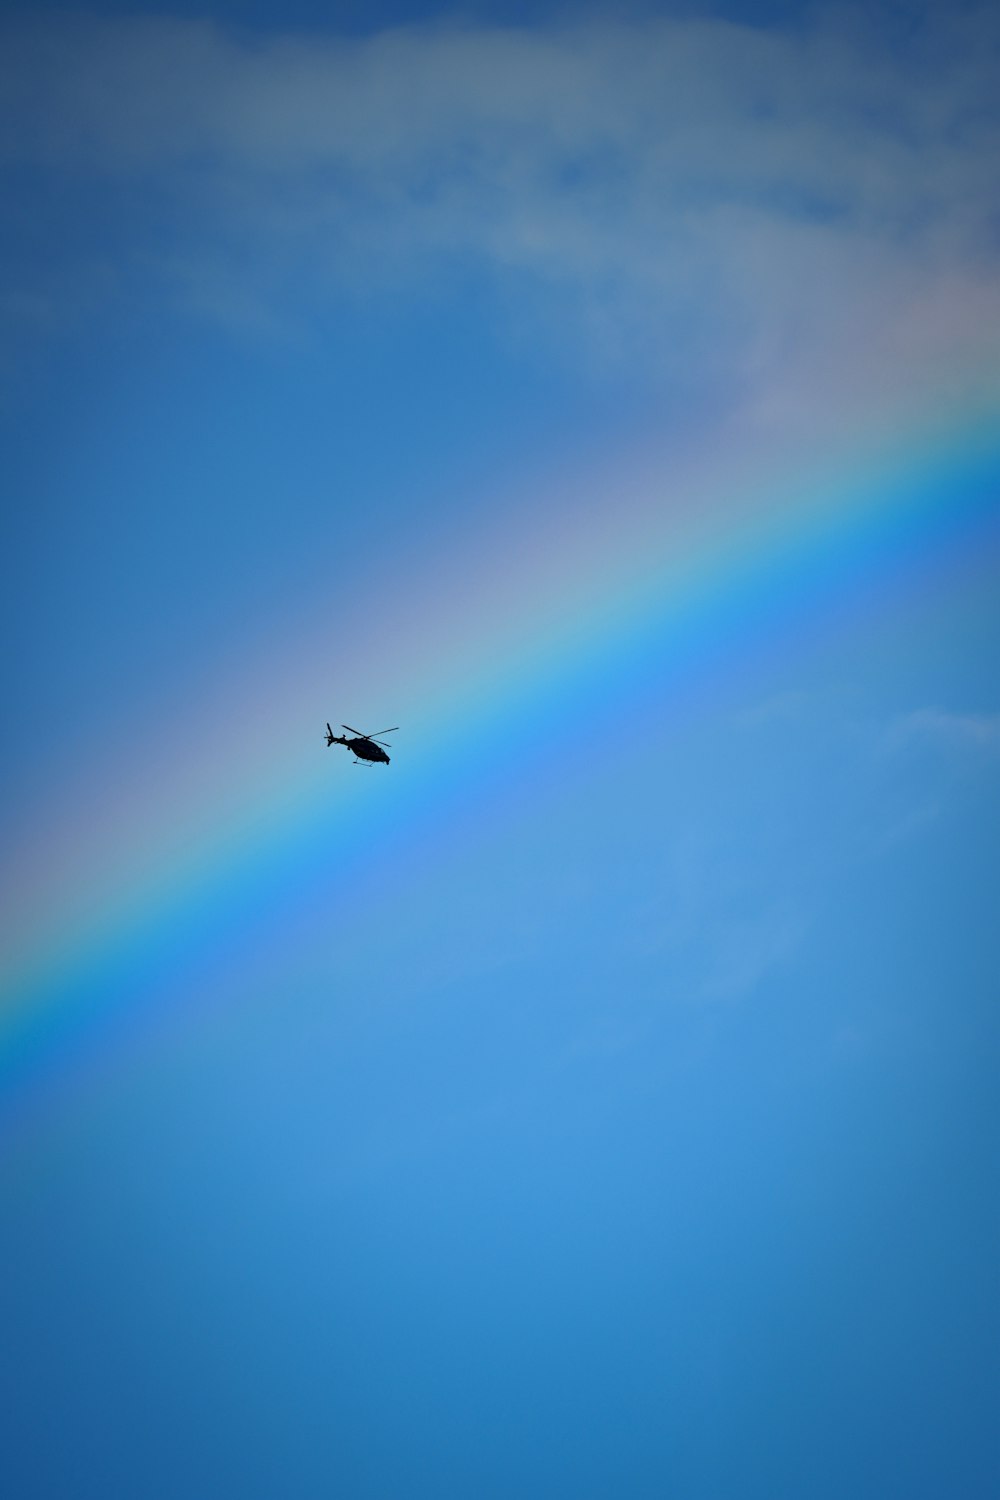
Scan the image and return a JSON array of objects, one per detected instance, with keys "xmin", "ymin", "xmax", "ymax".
[
  {"xmin": 343, "ymin": 724, "xmax": 397, "ymax": 745},
  {"xmin": 368, "ymin": 727, "xmax": 399, "ymax": 738}
]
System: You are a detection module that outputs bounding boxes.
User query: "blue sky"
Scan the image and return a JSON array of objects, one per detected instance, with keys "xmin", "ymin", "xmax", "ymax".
[{"xmin": 1, "ymin": 3, "xmax": 998, "ymax": 1497}]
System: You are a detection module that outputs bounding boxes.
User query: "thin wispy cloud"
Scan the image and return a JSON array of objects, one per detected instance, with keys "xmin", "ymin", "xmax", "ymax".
[
  {"xmin": 864, "ymin": 706, "xmax": 1000, "ymax": 856},
  {"xmin": 883, "ymin": 706, "xmax": 1000, "ymax": 754}
]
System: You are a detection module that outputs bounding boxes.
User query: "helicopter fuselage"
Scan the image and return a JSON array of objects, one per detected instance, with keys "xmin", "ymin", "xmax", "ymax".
[
  {"xmin": 342, "ymin": 736, "xmax": 389, "ymax": 763},
  {"xmin": 347, "ymin": 738, "xmax": 386, "ymax": 762}
]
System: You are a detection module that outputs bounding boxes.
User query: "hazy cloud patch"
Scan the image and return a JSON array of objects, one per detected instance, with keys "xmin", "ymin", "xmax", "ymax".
[{"xmin": 2, "ymin": 6, "xmax": 998, "ymax": 391}]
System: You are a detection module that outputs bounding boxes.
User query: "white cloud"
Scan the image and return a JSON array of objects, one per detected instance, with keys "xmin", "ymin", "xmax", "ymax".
[{"xmin": 1, "ymin": 6, "xmax": 998, "ymax": 396}]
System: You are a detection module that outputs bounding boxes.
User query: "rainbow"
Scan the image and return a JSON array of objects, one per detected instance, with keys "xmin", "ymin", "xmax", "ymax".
[{"xmin": 2, "ymin": 393, "xmax": 999, "ymax": 1101}]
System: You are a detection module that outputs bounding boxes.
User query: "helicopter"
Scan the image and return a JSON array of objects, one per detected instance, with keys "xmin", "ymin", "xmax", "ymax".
[{"xmin": 326, "ymin": 723, "xmax": 397, "ymax": 765}]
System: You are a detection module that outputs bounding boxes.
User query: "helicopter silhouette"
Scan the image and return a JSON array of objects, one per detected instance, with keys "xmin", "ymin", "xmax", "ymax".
[{"xmin": 326, "ymin": 723, "xmax": 397, "ymax": 765}]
